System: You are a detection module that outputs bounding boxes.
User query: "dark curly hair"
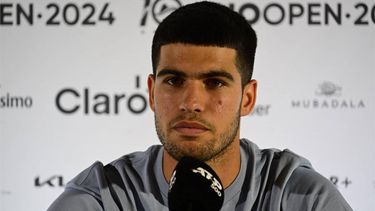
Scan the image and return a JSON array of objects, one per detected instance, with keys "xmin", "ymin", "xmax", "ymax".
[{"xmin": 152, "ymin": 1, "xmax": 257, "ymax": 86}]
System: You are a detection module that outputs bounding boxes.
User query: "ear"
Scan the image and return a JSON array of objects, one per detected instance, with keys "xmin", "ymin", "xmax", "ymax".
[
  {"xmin": 240, "ymin": 80, "xmax": 257, "ymax": 116},
  {"xmin": 147, "ymin": 74, "xmax": 156, "ymax": 112}
]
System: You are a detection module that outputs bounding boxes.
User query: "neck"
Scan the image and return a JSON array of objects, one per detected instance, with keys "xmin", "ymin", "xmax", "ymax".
[{"xmin": 162, "ymin": 138, "xmax": 241, "ymax": 189}]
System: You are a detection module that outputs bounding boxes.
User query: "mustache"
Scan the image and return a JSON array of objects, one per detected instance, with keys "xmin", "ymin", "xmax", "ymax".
[{"xmin": 169, "ymin": 113, "xmax": 215, "ymax": 132}]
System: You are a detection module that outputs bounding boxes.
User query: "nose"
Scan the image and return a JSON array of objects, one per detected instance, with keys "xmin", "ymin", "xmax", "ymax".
[{"xmin": 179, "ymin": 81, "xmax": 205, "ymax": 113}]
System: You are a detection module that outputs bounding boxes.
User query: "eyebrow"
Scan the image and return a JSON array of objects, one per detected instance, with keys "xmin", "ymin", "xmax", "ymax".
[
  {"xmin": 157, "ymin": 69, "xmax": 234, "ymax": 81},
  {"xmin": 157, "ymin": 69, "xmax": 187, "ymax": 78}
]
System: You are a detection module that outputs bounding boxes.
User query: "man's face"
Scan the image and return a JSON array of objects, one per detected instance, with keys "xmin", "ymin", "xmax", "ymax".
[{"xmin": 148, "ymin": 43, "xmax": 256, "ymax": 161}]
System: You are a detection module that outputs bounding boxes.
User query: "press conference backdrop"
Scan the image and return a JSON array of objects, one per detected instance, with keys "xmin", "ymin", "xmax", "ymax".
[{"xmin": 0, "ymin": 0, "xmax": 374, "ymax": 210}]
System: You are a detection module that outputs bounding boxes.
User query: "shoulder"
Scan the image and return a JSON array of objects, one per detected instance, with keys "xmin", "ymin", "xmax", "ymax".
[
  {"xmin": 283, "ymin": 167, "xmax": 352, "ymax": 210},
  {"xmin": 239, "ymin": 139, "xmax": 352, "ymax": 210},
  {"xmin": 69, "ymin": 144, "xmax": 163, "ymax": 193},
  {"xmin": 47, "ymin": 145, "xmax": 163, "ymax": 210},
  {"xmin": 47, "ymin": 187, "xmax": 103, "ymax": 211},
  {"xmin": 47, "ymin": 161, "xmax": 106, "ymax": 211},
  {"xmin": 240, "ymin": 138, "xmax": 312, "ymax": 172},
  {"xmin": 109, "ymin": 144, "xmax": 163, "ymax": 171}
]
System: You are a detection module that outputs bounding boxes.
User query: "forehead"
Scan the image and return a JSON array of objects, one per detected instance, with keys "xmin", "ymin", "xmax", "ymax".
[{"xmin": 157, "ymin": 43, "xmax": 239, "ymax": 77}]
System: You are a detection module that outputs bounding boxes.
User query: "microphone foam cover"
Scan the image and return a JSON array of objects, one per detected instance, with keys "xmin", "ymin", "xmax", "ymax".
[{"xmin": 168, "ymin": 157, "xmax": 224, "ymax": 211}]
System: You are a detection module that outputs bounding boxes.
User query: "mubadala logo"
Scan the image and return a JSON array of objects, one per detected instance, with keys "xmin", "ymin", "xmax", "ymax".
[
  {"xmin": 315, "ymin": 81, "xmax": 342, "ymax": 97},
  {"xmin": 291, "ymin": 81, "xmax": 365, "ymax": 109}
]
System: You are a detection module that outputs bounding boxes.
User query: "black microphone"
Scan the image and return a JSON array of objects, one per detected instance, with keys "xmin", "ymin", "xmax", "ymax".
[{"xmin": 168, "ymin": 157, "xmax": 224, "ymax": 211}]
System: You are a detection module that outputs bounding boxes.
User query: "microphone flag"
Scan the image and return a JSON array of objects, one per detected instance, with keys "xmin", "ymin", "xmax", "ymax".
[{"xmin": 168, "ymin": 156, "xmax": 224, "ymax": 211}]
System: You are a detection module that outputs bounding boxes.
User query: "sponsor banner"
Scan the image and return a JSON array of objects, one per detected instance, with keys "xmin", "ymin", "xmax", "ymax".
[{"xmin": 1, "ymin": 0, "xmax": 374, "ymax": 211}]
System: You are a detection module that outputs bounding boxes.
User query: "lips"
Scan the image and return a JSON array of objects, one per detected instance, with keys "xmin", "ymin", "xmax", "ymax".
[{"xmin": 172, "ymin": 121, "xmax": 209, "ymax": 136}]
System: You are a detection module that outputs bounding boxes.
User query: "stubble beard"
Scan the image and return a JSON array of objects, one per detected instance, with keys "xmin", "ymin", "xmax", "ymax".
[{"xmin": 154, "ymin": 109, "xmax": 241, "ymax": 162}]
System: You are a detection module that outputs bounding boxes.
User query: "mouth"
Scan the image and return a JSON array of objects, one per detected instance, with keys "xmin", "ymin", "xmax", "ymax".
[{"xmin": 172, "ymin": 121, "xmax": 209, "ymax": 136}]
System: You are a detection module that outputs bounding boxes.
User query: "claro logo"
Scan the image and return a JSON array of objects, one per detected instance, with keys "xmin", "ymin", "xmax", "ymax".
[
  {"xmin": 55, "ymin": 87, "xmax": 148, "ymax": 115},
  {"xmin": 55, "ymin": 75, "xmax": 148, "ymax": 115}
]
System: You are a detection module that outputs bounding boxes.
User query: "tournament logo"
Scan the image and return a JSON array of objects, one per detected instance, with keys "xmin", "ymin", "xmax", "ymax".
[
  {"xmin": 140, "ymin": 0, "xmax": 182, "ymax": 29},
  {"xmin": 291, "ymin": 81, "xmax": 365, "ymax": 109},
  {"xmin": 139, "ymin": 1, "xmax": 375, "ymax": 29},
  {"xmin": 152, "ymin": 0, "xmax": 182, "ymax": 23}
]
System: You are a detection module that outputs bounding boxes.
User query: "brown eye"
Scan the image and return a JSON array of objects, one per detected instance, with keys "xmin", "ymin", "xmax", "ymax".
[
  {"xmin": 204, "ymin": 78, "xmax": 225, "ymax": 89},
  {"xmin": 165, "ymin": 77, "xmax": 184, "ymax": 87}
]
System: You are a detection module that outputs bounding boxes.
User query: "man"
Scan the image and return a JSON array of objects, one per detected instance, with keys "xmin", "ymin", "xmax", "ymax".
[{"xmin": 48, "ymin": 2, "xmax": 352, "ymax": 210}]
